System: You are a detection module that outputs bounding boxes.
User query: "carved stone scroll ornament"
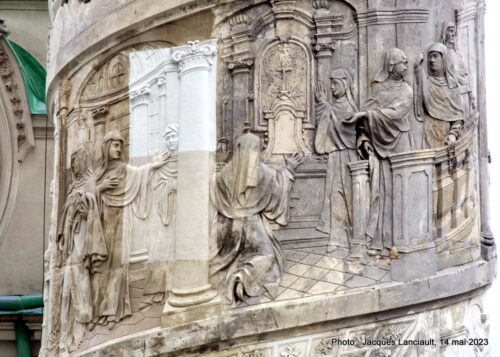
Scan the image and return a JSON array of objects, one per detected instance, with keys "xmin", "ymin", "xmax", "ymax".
[
  {"xmin": 209, "ymin": 132, "xmax": 303, "ymax": 304},
  {"xmin": 314, "ymin": 68, "xmax": 359, "ymax": 253},
  {"xmin": 351, "ymin": 48, "xmax": 414, "ymax": 257},
  {"xmin": 172, "ymin": 40, "xmax": 216, "ymax": 73}
]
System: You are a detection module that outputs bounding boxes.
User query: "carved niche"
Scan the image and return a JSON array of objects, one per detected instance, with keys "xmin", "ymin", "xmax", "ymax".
[{"xmin": 216, "ymin": 0, "xmax": 358, "ymax": 241}]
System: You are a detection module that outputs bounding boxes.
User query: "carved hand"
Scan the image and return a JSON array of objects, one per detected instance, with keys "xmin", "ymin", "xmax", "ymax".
[
  {"xmin": 98, "ymin": 176, "xmax": 119, "ymax": 192},
  {"xmin": 445, "ymin": 134, "xmax": 457, "ymax": 148},
  {"xmin": 284, "ymin": 151, "xmax": 305, "ymax": 173},
  {"xmin": 151, "ymin": 151, "xmax": 170, "ymax": 170},
  {"xmin": 345, "ymin": 111, "xmax": 367, "ymax": 124},
  {"xmin": 314, "ymin": 81, "xmax": 327, "ymax": 104}
]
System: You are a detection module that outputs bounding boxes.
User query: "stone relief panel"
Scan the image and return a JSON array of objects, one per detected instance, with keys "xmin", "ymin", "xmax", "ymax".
[
  {"xmin": 43, "ymin": 0, "xmax": 494, "ymax": 355},
  {"xmin": 46, "ymin": 40, "xmax": 204, "ymax": 355},
  {"xmin": 211, "ymin": 0, "xmax": 483, "ymax": 302}
]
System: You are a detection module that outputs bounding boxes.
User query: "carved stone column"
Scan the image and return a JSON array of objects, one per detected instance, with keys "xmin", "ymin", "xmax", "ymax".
[
  {"xmin": 389, "ymin": 150, "xmax": 437, "ymax": 282},
  {"xmin": 476, "ymin": 0, "xmax": 496, "ymax": 261},
  {"xmin": 349, "ymin": 160, "xmax": 370, "ymax": 258},
  {"xmin": 228, "ymin": 59, "xmax": 253, "ymax": 141},
  {"xmin": 163, "ymin": 40, "xmax": 220, "ymax": 326},
  {"xmin": 313, "ymin": 0, "xmax": 338, "ymax": 98}
]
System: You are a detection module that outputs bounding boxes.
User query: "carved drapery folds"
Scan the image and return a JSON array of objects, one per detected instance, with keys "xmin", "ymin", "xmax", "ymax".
[
  {"xmin": 214, "ymin": 0, "xmax": 486, "ymax": 290},
  {"xmin": 43, "ymin": 0, "xmax": 495, "ymax": 355}
]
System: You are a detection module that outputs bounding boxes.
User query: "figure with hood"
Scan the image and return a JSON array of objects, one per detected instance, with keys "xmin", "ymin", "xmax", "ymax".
[
  {"xmin": 141, "ymin": 124, "xmax": 179, "ymax": 310},
  {"xmin": 439, "ymin": 21, "xmax": 474, "ymax": 115},
  {"xmin": 91, "ymin": 130, "xmax": 168, "ymax": 328},
  {"xmin": 314, "ymin": 68, "xmax": 359, "ymax": 252},
  {"xmin": 57, "ymin": 148, "xmax": 106, "ymax": 351},
  {"xmin": 347, "ymin": 48, "xmax": 415, "ymax": 256},
  {"xmin": 415, "ymin": 42, "xmax": 464, "ymax": 148},
  {"xmin": 210, "ymin": 131, "xmax": 303, "ymax": 303}
]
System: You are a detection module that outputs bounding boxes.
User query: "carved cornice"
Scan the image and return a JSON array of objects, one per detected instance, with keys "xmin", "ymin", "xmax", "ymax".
[
  {"xmin": 172, "ymin": 40, "xmax": 217, "ymax": 75},
  {"xmin": 91, "ymin": 105, "xmax": 108, "ymax": 126},
  {"xmin": 355, "ymin": 8, "xmax": 429, "ymax": 27},
  {"xmin": 312, "ymin": 0, "xmax": 332, "ymax": 10},
  {"xmin": 227, "ymin": 58, "xmax": 254, "ymax": 74},
  {"xmin": 229, "ymin": 13, "xmax": 249, "ymax": 27},
  {"xmin": 456, "ymin": 3, "xmax": 478, "ymax": 25},
  {"xmin": 130, "ymin": 87, "xmax": 150, "ymax": 101},
  {"xmin": 271, "ymin": 0, "xmax": 315, "ymax": 29}
]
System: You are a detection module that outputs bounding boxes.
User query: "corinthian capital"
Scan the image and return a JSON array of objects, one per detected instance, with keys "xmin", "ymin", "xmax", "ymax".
[{"xmin": 172, "ymin": 39, "xmax": 217, "ymax": 75}]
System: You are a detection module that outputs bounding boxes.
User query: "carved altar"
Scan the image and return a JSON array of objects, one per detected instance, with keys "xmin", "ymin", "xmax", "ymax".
[{"xmin": 42, "ymin": 1, "xmax": 495, "ymax": 356}]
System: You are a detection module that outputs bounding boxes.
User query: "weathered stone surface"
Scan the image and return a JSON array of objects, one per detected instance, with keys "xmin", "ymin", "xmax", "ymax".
[{"xmin": 42, "ymin": 0, "xmax": 496, "ymax": 356}]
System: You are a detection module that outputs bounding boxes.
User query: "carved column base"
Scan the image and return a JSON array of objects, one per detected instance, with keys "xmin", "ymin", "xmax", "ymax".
[
  {"xmin": 481, "ymin": 230, "xmax": 496, "ymax": 261},
  {"xmin": 163, "ymin": 289, "xmax": 221, "ymax": 327},
  {"xmin": 390, "ymin": 248, "xmax": 438, "ymax": 282}
]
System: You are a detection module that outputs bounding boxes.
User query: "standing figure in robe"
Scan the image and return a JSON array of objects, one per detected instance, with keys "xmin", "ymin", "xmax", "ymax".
[
  {"xmin": 348, "ymin": 48, "xmax": 415, "ymax": 256},
  {"xmin": 314, "ymin": 68, "xmax": 359, "ymax": 252},
  {"xmin": 57, "ymin": 148, "xmax": 106, "ymax": 351},
  {"xmin": 210, "ymin": 132, "xmax": 303, "ymax": 303},
  {"xmin": 141, "ymin": 124, "xmax": 178, "ymax": 310},
  {"xmin": 439, "ymin": 21, "xmax": 474, "ymax": 117},
  {"xmin": 92, "ymin": 130, "xmax": 167, "ymax": 328},
  {"xmin": 415, "ymin": 43, "xmax": 464, "ymax": 148}
]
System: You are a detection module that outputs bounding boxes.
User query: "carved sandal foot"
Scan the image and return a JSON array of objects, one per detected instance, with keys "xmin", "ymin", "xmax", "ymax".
[{"xmin": 367, "ymin": 249, "xmax": 381, "ymax": 257}]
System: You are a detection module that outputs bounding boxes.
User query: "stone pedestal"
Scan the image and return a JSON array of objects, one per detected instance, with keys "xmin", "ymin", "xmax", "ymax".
[
  {"xmin": 389, "ymin": 149, "xmax": 437, "ymax": 281},
  {"xmin": 349, "ymin": 160, "xmax": 370, "ymax": 258}
]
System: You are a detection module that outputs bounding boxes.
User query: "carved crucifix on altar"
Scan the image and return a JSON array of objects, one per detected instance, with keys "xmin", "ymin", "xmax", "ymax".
[{"xmin": 261, "ymin": 41, "xmax": 311, "ymax": 162}]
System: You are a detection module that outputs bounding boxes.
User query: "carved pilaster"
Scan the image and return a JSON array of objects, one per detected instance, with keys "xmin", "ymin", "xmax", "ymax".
[{"xmin": 228, "ymin": 58, "xmax": 253, "ymax": 141}]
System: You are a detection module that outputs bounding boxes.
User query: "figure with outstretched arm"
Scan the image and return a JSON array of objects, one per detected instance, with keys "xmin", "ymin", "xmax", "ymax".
[
  {"xmin": 210, "ymin": 131, "xmax": 304, "ymax": 304},
  {"xmin": 314, "ymin": 68, "xmax": 359, "ymax": 252}
]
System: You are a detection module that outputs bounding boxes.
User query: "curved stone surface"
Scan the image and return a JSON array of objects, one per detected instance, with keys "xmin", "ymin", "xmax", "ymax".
[{"xmin": 42, "ymin": 0, "xmax": 496, "ymax": 356}]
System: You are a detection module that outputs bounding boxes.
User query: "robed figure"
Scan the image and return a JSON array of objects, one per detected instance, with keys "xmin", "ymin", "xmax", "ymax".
[
  {"xmin": 141, "ymin": 124, "xmax": 179, "ymax": 309},
  {"xmin": 57, "ymin": 148, "xmax": 106, "ymax": 351},
  {"xmin": 440, "ymin": 21, "xmax": 473, "ymax": 116},
  {"xmin": 314, "ymin": 68, "xmax": 359, "ymax": 252},
  {"xmin": 415, "ymin": 42, "xmax": 464, "ymax": 148},
  {"xmin": 349, "ymin": 48, "xmax": 415, "ymax": 256},
  {"xmin": 92, "ymin": 130, "xmax": 167, "ymax": 327},
  {"xmin": 210, "ymin": 132, "xmax": 303, "ymax": 303}
]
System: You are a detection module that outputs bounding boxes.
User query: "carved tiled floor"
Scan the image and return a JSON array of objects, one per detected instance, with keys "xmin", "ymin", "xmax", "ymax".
[{"xmin": 237, "ymin": 246, "xmax": 393, "ymax": 308}]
